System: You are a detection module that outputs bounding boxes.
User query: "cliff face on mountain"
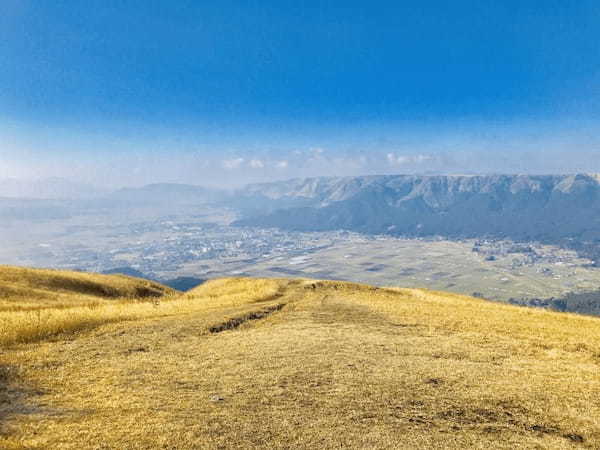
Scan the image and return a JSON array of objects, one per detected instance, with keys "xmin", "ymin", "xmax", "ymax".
[{"xmin": 234, "ymin": 174, "xmax": 600, "ymax": 243}]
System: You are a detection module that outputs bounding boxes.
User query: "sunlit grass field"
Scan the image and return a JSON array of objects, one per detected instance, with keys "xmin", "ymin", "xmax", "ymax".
[
  {"xmin": 0, "ymin": 265, "xmax": 175, "ymax": 311},
  {"xmin": 1, "ymin": 266, "xmax": 600, "ymax": 448},
  {"xmin": 0, "ymin": 266, "xmax": 280, "ymax": 347}
]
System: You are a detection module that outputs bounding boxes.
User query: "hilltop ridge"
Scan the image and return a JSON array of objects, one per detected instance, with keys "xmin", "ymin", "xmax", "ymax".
[
  {"xmin": 0, "ymin": 265, "xmax": 175, "ymax": 312},
  {"xmin": 1, "ymin": 267, "xmax": 599, "ymax": 448}
]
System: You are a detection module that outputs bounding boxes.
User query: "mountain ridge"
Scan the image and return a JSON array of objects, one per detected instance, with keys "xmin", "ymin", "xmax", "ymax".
[{"xmin": 233, "ymin": 174, "xmax": 600, "ymax": 245}]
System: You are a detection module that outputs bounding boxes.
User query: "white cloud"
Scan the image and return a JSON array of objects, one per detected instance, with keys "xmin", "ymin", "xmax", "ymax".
[
  {"xmin": 387, "ymin": 153, "xmax": 433, "ymax": 166},
  {"xmin": 413, "ymin": 154, "xmax": 433, "ymax": 163},
  {"xmin": 386, "ymin": 153, "xmax": 403, "ymax": 165},
  {"xmin": 222, "ymin": 158, "xmax": 245, "ymax": 170},
  {"xmin": 249, "ymin": 159, "xmax": 264, "ymax": 169},
  {"xmin": 275, "ymin": 160, "xmax": 289, "ymax": 169}
]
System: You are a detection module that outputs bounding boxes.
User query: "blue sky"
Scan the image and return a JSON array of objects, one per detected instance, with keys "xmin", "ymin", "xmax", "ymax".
[{"xmin": 1, "ymin": 1, "xmax": 600, "ymax": 186}]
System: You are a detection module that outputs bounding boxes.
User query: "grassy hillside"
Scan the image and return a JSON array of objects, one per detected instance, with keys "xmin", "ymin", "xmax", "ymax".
[
  {"xmin": 0, "ymin": 265, "xmax": 175, "ymax": 311},
  {"xmin": 1, "ymin": 269, "xmax": 600, "ymax": 448},
  {"xmin": 0, "ymin": 265, "xmax": 180, "ymax": 346}
]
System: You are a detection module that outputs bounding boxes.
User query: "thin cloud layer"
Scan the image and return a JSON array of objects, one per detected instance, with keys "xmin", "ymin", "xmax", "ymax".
[{"xmin": 3, "ymin": 117, "xmax": 600, "ymax": 190}]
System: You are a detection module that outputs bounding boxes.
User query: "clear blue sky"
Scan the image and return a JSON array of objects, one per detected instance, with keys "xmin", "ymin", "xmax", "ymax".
[{"xmin": 1, "ymin": 1, "xmax": 600, "ymax": 186}]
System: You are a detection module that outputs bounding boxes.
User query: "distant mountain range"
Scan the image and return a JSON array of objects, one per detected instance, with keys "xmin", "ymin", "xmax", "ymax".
[
  {"xmin": 109, "ymin": 183, "xmax": 228, "ymax": 205},
  {"xmin": 234, "ymin": 174, "xmax": 600, "ymax": 246},
  {"xmin": 0, "ymin": 182, "xmax": 229, "ymax": 220},
  {"xmin": 7, "ymin": 174, "xmax": 600, "ymax": 249}
]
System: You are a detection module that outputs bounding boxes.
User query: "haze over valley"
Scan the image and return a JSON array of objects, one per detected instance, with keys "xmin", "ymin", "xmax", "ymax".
[{"xmin": 4, "ymin": 174, "xmax": 600, "ymax": 314}]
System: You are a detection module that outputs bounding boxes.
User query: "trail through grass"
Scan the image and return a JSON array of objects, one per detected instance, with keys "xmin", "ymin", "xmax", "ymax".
[{"xmin": 1, "ymin": 270, "xmax": 600, "ymax": 448}]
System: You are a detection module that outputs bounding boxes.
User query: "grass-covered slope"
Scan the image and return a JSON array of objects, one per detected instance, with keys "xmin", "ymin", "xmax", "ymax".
[
  {"xmin": 0, "ymin": 265, "xmax": 175, "ymax": 310},
  {"xmin": 2, "ymin": 273, "xmax": 600, "ymax": 448},
  {"xmin": 0, "ymin": 265, "xmax": 179, "ymax": 346}
]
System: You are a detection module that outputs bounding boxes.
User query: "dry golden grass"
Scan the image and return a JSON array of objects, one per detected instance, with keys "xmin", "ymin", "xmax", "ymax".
[
  {"xmin": 1, "ymin": 268, "xmax": 600, "ymax": 449},
  {"xmin": 0, "ymin": 265, "xmax": 175, "ymax": 312},
  {"xmin": 0, "ymin": 265, "xmax": 175, "ymax": 347},
  {"xmin": 0, "ymin": 265, "xmax": 280, "ymax": 347}
]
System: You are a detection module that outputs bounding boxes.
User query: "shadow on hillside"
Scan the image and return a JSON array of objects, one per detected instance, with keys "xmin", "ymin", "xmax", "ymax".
[
  {"xmin": 0, "ymin": 363, "xmax": 93, "ymax": 447},
  {"xmin": 0, "ymin": 363, "xmax": 43, "ymax": 437},
  {"xmin": 44, "ymin": 275, "xmax": 166, "ymax": 299},
  {"xmin": 0, "ymin": 364, "xmax": 13, "ymax": 434},
  {"xmin": 0, "ymin": 364, "xmax": 19, "ymax": 429}
]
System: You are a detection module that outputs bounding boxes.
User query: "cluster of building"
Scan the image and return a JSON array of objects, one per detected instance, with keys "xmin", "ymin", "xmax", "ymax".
[
  {"xmin": 472, "ymin": 239, "xmax": 580, "ymax": 269},
  {"xmin": 43, "ymin": 219, "xmax": 355, "ymax": 277}
]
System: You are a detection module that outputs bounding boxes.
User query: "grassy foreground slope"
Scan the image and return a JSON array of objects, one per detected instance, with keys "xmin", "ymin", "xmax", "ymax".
[{"xmin": 1, "ymin": 273, "xmax": 600, "ymax": 449}]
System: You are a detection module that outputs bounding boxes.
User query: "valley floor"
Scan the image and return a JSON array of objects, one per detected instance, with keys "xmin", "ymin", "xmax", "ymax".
[{"xmin": 2, "ymin": 279, "xmax": 600, "ymax": 449}]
